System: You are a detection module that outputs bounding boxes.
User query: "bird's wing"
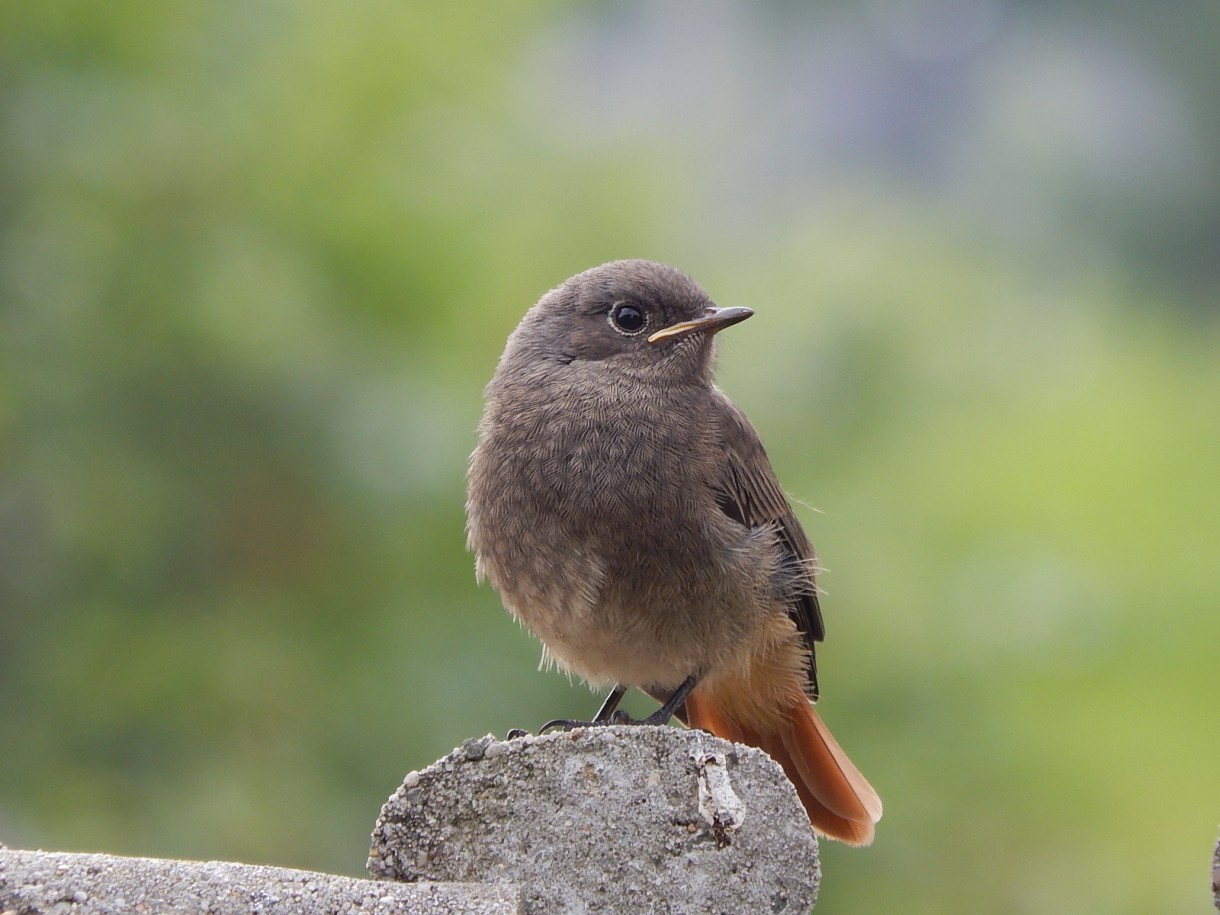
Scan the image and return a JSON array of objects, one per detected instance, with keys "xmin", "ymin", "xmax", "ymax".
[{"xmin": 712, "ymin": 391, "xmax": 825, "ymax": 699}]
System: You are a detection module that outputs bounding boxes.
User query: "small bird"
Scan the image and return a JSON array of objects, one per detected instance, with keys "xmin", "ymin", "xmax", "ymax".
[{"xmin": 466, "ymin": 260, "xmax": 882, "ymax": 845}]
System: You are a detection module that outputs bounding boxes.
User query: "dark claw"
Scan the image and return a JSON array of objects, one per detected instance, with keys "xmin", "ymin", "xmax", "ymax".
[
  {"xmin": 641, "ymin": 707, "xmax": 678, "ymax": 726},
  {"xmin": 506, "ymin": 728, "xmax": 529, "ymax": 740},
  {"xmin": 605, "ymin": 708, "xmax": 676, "ymax": 726},
  {"xmin": 538, "ymin": 713, "xmax": 645, "ymax": 732}
]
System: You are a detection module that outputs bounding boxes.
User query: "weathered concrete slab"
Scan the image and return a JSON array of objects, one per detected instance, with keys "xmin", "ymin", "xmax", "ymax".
[
  {"xmin": 0, "ymin": 848, "xmax": 520, "ymax": 914},
  {"xmin": 369, "ymin": 725, "xmax": 820, "ymax": 914}
]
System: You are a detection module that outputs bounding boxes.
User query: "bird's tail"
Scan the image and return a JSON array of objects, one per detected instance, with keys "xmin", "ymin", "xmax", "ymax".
[{"xmin": 685, "ymin": 690, "xmax": 882, "ymax": 846}]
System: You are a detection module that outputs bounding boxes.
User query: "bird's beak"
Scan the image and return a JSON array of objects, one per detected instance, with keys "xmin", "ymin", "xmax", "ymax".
[{"xmin": 647, "ymin": 306, "xmax": 754, "ymax": 344}]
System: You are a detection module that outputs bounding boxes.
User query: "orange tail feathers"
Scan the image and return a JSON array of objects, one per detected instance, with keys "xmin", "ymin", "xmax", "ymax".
[{"xmin": 685, "ymin": 691, "xmax": 882, "ymax": 846}]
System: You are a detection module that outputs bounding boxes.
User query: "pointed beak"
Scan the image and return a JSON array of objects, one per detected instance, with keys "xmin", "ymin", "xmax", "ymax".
[{"xmin": 647, "ymin": 306, "xmax": 754, "ymax": 344}]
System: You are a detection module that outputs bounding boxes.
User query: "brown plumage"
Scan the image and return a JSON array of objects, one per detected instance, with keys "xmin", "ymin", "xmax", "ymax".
[{"xmin": 466, "ymin": 259, "xmax": 881, "ymax": 845}]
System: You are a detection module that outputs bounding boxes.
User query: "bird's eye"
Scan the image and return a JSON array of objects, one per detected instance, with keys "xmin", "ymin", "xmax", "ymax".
[{"xmin": 609, "ymin": 303, "xmax": 647, "ymax": 335}]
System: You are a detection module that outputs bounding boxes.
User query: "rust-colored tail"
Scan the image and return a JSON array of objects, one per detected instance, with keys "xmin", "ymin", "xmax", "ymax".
[{"xmin": 685, "ymin": 691, "xmax": 882, "ymax": 846}]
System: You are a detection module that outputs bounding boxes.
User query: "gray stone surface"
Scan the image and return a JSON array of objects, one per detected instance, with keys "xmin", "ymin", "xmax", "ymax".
[
  {"xmin": 369, "ymin": 725, "xmax": 820, "ymax": 915},
  {"xmin": 0, "ymin": 848, "xmax": 520, "ymax": 914}
]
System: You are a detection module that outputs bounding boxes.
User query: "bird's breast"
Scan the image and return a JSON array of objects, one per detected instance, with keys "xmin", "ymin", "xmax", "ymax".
[{"xmin": 468, "ymin": 376, "xmax": 776, "ymax": 689}]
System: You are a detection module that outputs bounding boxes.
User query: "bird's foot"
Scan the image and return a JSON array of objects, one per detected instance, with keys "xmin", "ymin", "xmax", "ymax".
[
  {"xmin": 524, "ymin": 676, "xmax": 694, "ymax": 735},
  {"xmin": 534, "ymin": 709, "xmax": 671, "ymax": 733},
  {"xmin": 535, "ymin": 715, "xmax": 619, "ymax": 734},
  {"xmin": 640, "ymin": 707, "xmax": 679, "ymax": 726}
]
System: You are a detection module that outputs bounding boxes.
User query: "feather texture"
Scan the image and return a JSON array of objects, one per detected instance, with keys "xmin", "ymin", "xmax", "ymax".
[{"xmin": 712, "ymin": 392, "xmax": 825, "ymax": 697}]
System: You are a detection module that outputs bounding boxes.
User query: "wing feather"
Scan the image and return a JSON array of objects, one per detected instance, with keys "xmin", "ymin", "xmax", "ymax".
[{"xmin": 711, "ymin": 391, "xmax": 825, "ymax": 698}]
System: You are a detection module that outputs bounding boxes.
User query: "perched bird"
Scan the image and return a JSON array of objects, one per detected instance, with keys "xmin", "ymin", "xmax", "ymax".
[{"xmin": 466, "ymin": 259, "xmax": 882, "ymax": 845}]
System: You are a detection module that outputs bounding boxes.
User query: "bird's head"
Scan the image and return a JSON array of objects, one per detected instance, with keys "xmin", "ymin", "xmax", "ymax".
[{"xmin": 499, "ymin": 260, "xmax": 752, "ymax": 386}]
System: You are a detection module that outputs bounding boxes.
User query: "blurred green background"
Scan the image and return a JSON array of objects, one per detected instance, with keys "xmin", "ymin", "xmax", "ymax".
[{"xmin": 2, "ymin": 2, "xmax": 1217, "ymax": 912}]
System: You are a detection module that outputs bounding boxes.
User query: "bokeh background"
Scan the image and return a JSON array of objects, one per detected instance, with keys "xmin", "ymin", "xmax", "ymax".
[{"xmin": 2, "ymin": 2, "xmax": 1217, "ymax": 912}]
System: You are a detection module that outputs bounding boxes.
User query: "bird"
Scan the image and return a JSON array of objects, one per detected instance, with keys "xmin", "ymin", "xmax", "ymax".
[{"xmin": 465, "ymin": 259, "xmax": 882, "ymax": 845}]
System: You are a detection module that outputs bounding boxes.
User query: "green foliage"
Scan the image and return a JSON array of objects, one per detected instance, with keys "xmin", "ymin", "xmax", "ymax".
[{"xmin": 1, "ymin": 3, "xmax": 1216, "ymax": 913}]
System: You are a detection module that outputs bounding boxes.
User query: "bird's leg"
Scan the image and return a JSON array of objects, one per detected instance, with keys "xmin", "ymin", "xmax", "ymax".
[
  {"xmin": 593, "ymin": 684, "xmax": 628, "ymax": 722},
  {"xmin": 536, "ymin": 684, "xmax": 628, "ymax": 734},
  {"xmin": 602, "ymin": 674, "xmax": 701, "ymax": 726},
  {"xmin": 639, "ymin": 674, "xmax": 699, "ymax": 726}
]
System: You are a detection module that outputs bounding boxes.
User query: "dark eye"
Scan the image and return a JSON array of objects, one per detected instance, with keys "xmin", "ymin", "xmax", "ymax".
[{"xmin": 609, "ymin": 303, "xmax": 646, "ymax": 335}]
